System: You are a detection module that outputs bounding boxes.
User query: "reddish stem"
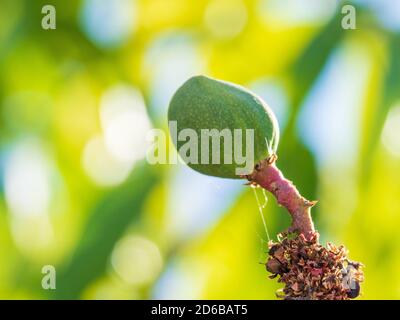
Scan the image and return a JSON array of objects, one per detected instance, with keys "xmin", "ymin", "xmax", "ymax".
[{"xmin": 246, "ymin": 156, "xmax": 317, "ymax": 241}]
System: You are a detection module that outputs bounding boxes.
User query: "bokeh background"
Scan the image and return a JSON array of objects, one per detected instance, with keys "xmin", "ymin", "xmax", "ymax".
[{"xmin": 0, "ymin": 0, "xmax": 399, "ymax": 299}]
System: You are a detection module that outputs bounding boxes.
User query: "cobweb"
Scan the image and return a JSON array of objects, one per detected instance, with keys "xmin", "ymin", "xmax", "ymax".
[{"xmin": 252, "ymin": 186, "xmax": 271, "ymax": 263}]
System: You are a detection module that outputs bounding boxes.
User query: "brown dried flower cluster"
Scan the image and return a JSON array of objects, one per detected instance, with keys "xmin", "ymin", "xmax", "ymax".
[{"xmin": 266, "ymin": 232, "xmax": 364, "ymax": 300}]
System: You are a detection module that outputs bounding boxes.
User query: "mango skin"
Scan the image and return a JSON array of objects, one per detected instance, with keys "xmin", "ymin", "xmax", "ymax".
[{"xmin": 168, "ymin": 75, "xmax": 280, "ymax": 179}]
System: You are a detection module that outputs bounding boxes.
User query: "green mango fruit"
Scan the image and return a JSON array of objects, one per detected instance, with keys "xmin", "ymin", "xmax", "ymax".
[{"xmin": 168, "ymin": 75, "xmax": 279, "ymax": 179}]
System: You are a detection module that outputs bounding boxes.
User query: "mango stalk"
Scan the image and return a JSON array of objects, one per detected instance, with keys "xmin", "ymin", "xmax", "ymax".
[{"xmin": 245, "ymin": 155, "xmax": 317, "ymax": 241}]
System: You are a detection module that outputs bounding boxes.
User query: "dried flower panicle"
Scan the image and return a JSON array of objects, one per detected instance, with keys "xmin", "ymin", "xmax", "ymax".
[{"xmin": 266, "ymin": 232, "xmax": 364, "ymax": 300}]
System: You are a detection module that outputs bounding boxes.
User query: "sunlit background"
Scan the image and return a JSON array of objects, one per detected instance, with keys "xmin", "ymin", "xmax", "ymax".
[{"xmin": 0, "ymin": 0, "xmax": 399, "ymax": 299}]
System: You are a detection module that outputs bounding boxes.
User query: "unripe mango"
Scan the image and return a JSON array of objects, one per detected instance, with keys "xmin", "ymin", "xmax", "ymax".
[{"xmin": 168, "ymin": 75, "xmax": 279, "ymax": 179}]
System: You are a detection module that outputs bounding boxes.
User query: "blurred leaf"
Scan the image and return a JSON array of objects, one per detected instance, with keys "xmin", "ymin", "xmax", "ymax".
[
  {"xmin": 187, "ymin": 190, "xmax": 279, "ymax": 299},
  {"xmin": 53, "ymin": 163, "xmax": 160, "ymax": 299},
  {"xmin": 290, "ymin": 13, "xmax": 345, "ymax": 112},
  {"xmin": 277, "ymin": 141, "xmax": 318, "ymax": 209},
  {"xmin": 360, "ymin": 34, "xmax": 400, "ymax": 183}
]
